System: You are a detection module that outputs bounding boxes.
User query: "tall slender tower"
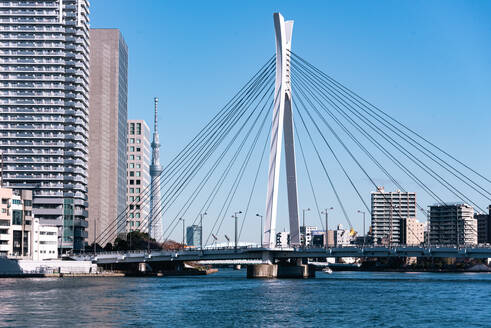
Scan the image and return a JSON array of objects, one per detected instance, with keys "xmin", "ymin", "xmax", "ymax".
[{"xmin": 149, "ymin": 98, "xmax": 163, "ymax": 242}]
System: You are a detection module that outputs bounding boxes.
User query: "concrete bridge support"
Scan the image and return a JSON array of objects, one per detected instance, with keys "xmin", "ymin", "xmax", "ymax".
[{"xmin": 247, "ymin": 263, "xmax": 315, "ymax": 279}]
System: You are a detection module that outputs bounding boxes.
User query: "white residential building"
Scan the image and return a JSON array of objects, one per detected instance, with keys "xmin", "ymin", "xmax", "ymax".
[
  {"xmin": 276, "ymin": 231, "xmax": 290, "ymax": 247},
  {"xmin": 334, "ymin": 224, "xmax": 352, "ymax": 246},
  {"xmin": 300, "ymin": 226, "xmax": 317, "ymax": 246},
  {"xmin": 32, "ymin": 218, "xmax": 58, "ymax": 260},
  {"xmin": 371, "ymin": 187, "xmax": 417, "ymax": 244}
]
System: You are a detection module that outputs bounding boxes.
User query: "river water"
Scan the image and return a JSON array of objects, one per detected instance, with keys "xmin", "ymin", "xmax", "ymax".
[{"xmin": 1, "ymin": 270, "xmax": 491, "ymax": 327}]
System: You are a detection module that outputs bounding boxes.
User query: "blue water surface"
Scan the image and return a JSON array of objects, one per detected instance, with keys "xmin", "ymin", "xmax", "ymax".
[{"xmin": 1, "ymin": 270, "xmax": 491, "ymax": 327}]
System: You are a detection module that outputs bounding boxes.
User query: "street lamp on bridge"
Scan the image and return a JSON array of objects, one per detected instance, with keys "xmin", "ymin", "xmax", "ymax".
[
  {"xmin": 200, "ymin": 212, "xmax": 207, "ymax": 250},
  {"xmin": 321, "ymin": 207, "xmax": 334, "ymax": 249},
  {"xmin": 178, "ymin": 217, "xmax": 185, "ymax": 249},
  {"xmin": 357, "ymin": 210, "xmax": 366, "ymax": 246},
  {"xmin": 302, "ymin": 208, "xmax": 310, "ymax": 247},
  {"xmin": 256, "ymin": 213, "xmax": 263, "ymax": 246},
  {"xmin": 232, "ymin": 211, "xmax": 242, "ymax": 251}
]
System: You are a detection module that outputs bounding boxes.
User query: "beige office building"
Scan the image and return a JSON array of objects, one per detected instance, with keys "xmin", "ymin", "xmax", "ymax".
[
  {"xmin": 126, "ymin": 120, "xmax": 151, "ymax": 232},
  {"xmin": 87, "ymin": 29, "xmax": 128, "ymax": 244},
  {"xmin": 401, "ymin": 217, "xmax": 425, "ymax": 246}
]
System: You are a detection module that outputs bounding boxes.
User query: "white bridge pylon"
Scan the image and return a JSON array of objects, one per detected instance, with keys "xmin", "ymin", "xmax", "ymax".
[{"xmin": 263, "ymin": 13, "xmax": 301, "ymax": 248}]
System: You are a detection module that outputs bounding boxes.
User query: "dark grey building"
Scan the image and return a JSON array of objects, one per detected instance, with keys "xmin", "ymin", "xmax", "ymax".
[
  {"xmin": 0, "ymin": 0, "xmax": 90, "ymax": 253},
  {"xmin": 475, "ymin": 206, "xmax": 491, "ymax": 244},
  {"xmin": 87, "ymin": 29, "xmax": 128, "ymax": 245},
  {"xmin": 429, "ymin": 203, "xmax": 477, "ymax": 245}
]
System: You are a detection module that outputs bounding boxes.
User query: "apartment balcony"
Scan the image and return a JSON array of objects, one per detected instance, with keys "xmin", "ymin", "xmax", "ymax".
[
  {"xmin": 32, "ymin": 197, "xmax": 64, "ymax": 205},
  {"xmin": 33, "ymin": 208, "xmax": 62, "ymax": 216}
]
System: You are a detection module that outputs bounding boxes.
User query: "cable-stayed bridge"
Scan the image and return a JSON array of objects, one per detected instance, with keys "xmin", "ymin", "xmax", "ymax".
[{"xmin": 83, "ymin": 13, "xmax": 491, "ymax": 277}]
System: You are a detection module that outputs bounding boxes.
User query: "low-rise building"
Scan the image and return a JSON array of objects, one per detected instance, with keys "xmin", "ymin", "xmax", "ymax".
[
  {"xmin": 0, "ymin": 188, "xmax": 33, "ymax": 257},
  {"xmin": 429, "ymin": 203, "xmax": 477, "ymax": 246},
  {"xmin": 32, "ymin": 218, "xmax": 58, "ymax": 261},
  {"xmin": 334, "ymin": 224, "xmax": 351, "ymax": 246},
  {"xmin": 401, "ymin": 217, "xmax": 425, "ymax": 245},
  {"xmin": 276, "ymin": 231, "xmax": 290, "ymax": 247},
  {"xmin": 300, "ymin": 225, "xmax": 317, "ymax": 246}
]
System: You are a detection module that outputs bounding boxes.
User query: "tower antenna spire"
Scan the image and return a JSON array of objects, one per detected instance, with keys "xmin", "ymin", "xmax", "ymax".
[{"xmin": 149, "ymin": 96, "xmax": 163, "ymax": 241}]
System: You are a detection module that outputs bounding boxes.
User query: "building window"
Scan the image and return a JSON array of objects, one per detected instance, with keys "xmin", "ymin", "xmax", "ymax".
[
  {"xmin": 24, "ymin": 200, "xmax": 32, "ymax": 206},
  {"xmin": 129, "ymin": 171, "xmax": 134, "ymax": 177},
  {"xmin": 135, "ymin": 171, "xmax": 141, "ymax": 177},
  {"xmin": 130, "ymin": 138, "xmax": 134, "ymax": 143},
  {"xmin": 129, "ymin": 146, "xmax": 134, "ymax": 152},
  {"xmin": 12, "ymin": 210, "xmax": 22, "ymax": 225},
  {"xmin": 129, "ymin": 163, "xmax": 134, "ymax": 168},
  {"xmin": 129, "ymin": 188, "xmax": 134, "ymax": 193}
]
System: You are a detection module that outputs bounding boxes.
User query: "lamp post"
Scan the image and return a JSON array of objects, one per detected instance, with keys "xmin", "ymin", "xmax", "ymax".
[
  {"xmin": 232, "ymin": 211, "xmax": 242, "ymax": 250},
  {"xmin": 357, "ymin": 210, "xmax": 366, "ymax": 246},
  {"xmin": 302, "ymin": 208, "xmax": 310, "ymax": 247},
  {"xmin": 179, "ymin": 218, "xmax": 185, "ymax": 249},
  {"xmin": 200, "ymin": 212, "xmax": 207, "ymax": 250},
  {"xmin": 321, "ymin": 207, "xmax": 334, "ymax": 249},
  {"xmin": 256, "ymin": 213, "xmax": 263, "ymax": 246}
]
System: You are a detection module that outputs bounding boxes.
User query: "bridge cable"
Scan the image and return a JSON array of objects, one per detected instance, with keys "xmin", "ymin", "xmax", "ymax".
[
  {"xmin": 290, "ymin": 51, "xmax": 491, "ymax": 198},
  {"xmin": 95, "ymin": 57, "xmax": 275, "ymax": 245}
]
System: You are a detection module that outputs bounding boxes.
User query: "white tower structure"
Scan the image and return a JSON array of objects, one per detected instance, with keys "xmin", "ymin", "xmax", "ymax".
[
  {"xmin": 263, "ymin": 13, "xmax": 301, "ymax": 248},
  {"xmin": 149, "ymin": 98, "xmax": 164, "ymax": 241}
]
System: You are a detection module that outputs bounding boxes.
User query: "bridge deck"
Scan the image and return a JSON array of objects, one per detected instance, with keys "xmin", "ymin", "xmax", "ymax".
[{"xmin": 75, "ymin": 246, "xmax": 491, "ymax": 265}]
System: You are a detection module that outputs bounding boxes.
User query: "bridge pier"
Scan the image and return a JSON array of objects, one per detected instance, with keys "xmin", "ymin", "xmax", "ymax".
[{"xmin": 247, "ymin": 262, "xmax": 315, "ymax": 279}]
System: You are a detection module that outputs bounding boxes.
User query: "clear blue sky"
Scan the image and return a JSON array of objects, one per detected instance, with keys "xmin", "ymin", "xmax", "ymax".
[{"xmin": 91, "ymin": 1, "xmax": 491, "ymax": 243}]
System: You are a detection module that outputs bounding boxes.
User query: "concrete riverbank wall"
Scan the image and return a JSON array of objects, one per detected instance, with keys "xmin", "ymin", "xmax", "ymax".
[{"xmin": 0, "ymin": 257, "xmax": 97, "ymax": 277}]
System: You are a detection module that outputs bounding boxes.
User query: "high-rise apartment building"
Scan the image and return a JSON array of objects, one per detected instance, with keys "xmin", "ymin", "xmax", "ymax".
[
  {"xmin": 0, "ymin": 0, "xmax": 90, "ymax": 253},
  {"xmin": 429, "ymin": 203, "xmax": 477, "ymax": 245},
  {"xmin": 186, "ymin": 225, "xmax": 201, "ymax": 247},
  {"xmin": 126, "ymin": 120, "xmax": 150, "ymax": 233},
  {"xmin": 371, "ymin": 187, "xmax": 416, "ymax": 244},
  {"xmin": 87, "ymin": 29, "xmax": 128, "ymax": 244}
]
